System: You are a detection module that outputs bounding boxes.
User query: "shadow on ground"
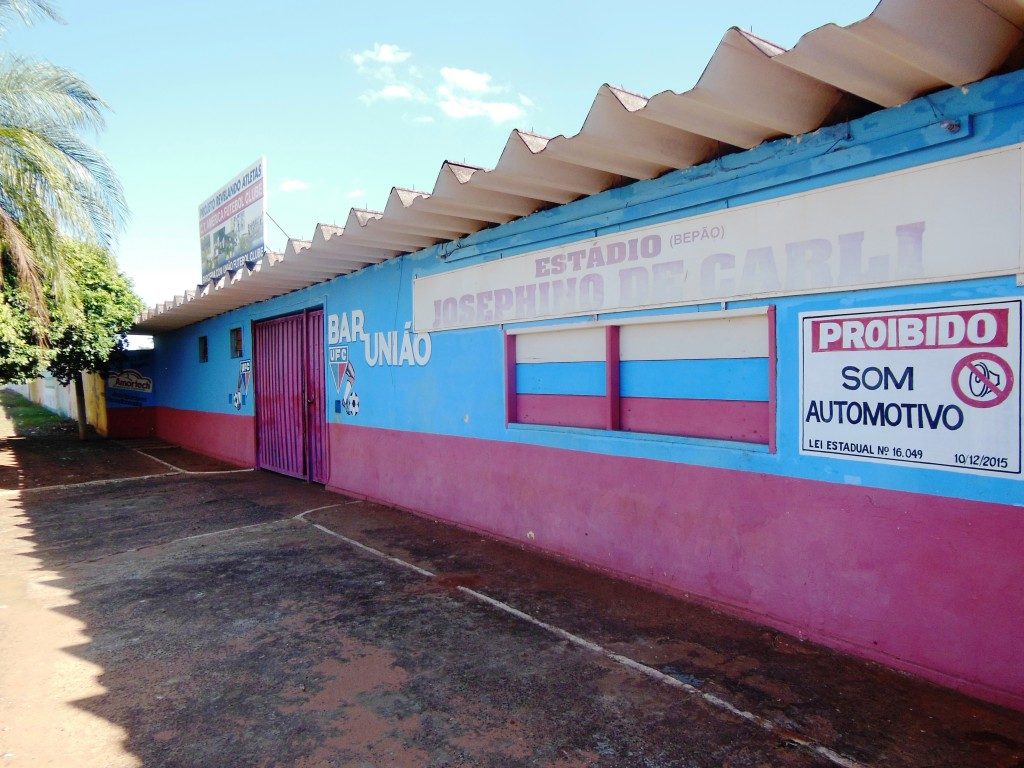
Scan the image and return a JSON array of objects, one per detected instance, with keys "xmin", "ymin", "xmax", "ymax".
[
  {"xmin": 0, "ymin": 390, "xmax": 170, "ymax": 489},
  {"xmin": 2, "ymin": 390, "xmax": 1024, "ymax": 767}
]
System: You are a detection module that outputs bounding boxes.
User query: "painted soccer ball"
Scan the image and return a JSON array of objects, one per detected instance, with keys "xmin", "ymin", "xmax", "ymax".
[
  {"xmin": 231, "ymin": 391, "xmax": 242, "ymax": 411},
  {"xmin": 344, "ymin": 392, "xmax": 360, "ymax": 416}
]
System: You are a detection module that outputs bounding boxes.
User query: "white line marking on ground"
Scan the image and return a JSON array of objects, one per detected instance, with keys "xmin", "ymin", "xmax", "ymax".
[
  {"xmin": 155, "ymin": 502, "xmax": 352, "ymax": 550},
  {"xmin": 68, "ymin": 520, "xmax": 290, "ymax": 565},
  {"xmin": 0, "ymin": 445, "xmax": 260, "ymax": 497},
  {"xmin": 166, "ymin": 519, "xmax": 289, "ymax": 545},
  {"xmin": 131, "ymin": 450, "xmax": 184, "ymax": 471},
  {"xmin": 307, "ymin": 521, "xmax": 436, "ymax": 578},
  {"xmin": 292, "ymin": 501, "xmax": 362, "ymax": 522},
  {"xmin": 460, "ymin": 585, "xmax": 770, "ymax": 726},
  {"xmin": 125, "ymin": 445, "xmax": 255, "ymax": 475},
  {"xmin": 297, "ymin": 513, "xmax": 867, "ymax": 768},
  {"xmin": 63, "ymin": 504, "xmax": 354, "ymax": 565},
  {"xmin": 0, "ymin": 472, "xmax": 181, "ymax": 496},
  {"xmin": 6, "ymin": 459, "xmax": 864, "ymax": 768},
  {"xmin": 184, "ymin": 467, "xmax": 255, "ymax": 475}
]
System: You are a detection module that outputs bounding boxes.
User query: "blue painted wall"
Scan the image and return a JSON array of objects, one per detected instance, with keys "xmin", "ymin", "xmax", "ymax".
[
  {"xmin": 106, "ymin": 349, "xmax": 156, "ymax": 409},
  {"xmin": 150, "ymin": 70, "xmax": 1024, "ymax": 508}
]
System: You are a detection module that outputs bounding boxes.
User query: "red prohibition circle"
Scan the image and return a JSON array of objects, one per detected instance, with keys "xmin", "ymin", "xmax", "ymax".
[{"xmin": 950, "ymin": 351, "xmax": 1015, "ymax": 408}]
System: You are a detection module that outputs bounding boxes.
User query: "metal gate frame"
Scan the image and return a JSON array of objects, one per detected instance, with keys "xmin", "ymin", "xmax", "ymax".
[
  {"xmin": 252, "ymin": 306, "xmax": 328, "ymax": 483},
  {"xmin": 305, "ymin": 308, "xmax": 327, "ymax": 484}
]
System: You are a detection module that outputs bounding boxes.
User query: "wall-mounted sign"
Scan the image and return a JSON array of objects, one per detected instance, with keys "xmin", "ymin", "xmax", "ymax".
[
  {"xmin": 328, "ymin": 345, "xmax": 359, "ymax": 415},
  {"xmin": 327, "ymin": 310, "xmax": 432, "ymax": 369},
  {"xmin": 800, "ymin": 298, "xmax": 1022, "ymax": 477},
  {"xmin": 199, "ymin": 157, "xmax": 266, "ymax": 284},
  {"xmin": 107, "ymin": 369, "xmax": 154, "ymax": 394},
  {"xmin": 231, "ymin": 359, "xmax": 251, "ymax": 410},
  {"xmin": 326, "ymin": 310, "xmax": 434, "ymax": 418},
  {"xmin": 413, "ymin": 145, "xmax": 1024, "ymax": 332}
]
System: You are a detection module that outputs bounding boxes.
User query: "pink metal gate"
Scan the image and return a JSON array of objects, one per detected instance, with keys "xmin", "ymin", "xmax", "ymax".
[
  {"xmin": 305, "ymin": 309, "xmax": 327, "ymax": 483},
  {"xmin": 253, "ymin": 310, "xmax": 327, "ymax": 482}
]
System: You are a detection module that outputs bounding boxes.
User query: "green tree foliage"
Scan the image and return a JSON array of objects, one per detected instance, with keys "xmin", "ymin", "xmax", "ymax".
[
  {"xmin": 47, "ymin": 241, "xmax": 141, "ymax": 385},
  {"xmin": 0, "ymin": 266, "xmax": 45, "ymax": 381},
  {"xmin": 0, "ymin": 240, "xmax": 141, "ymax": 384}
]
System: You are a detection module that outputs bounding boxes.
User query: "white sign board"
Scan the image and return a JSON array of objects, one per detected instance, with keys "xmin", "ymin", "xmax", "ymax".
[
  {"xmin": 199, "ymin": 157, "xmax": 266, "ymax": 283},
  {"xmin": 413, "ymin": 145, "xmax": 1024, "ymax": 332},
  {"xmin": 800, "ymin": 298, "xmax": 1022, "ymax": 477},
  {"xmin": 107, "ymin": 369, "xmax": 154, "ymax": 393}
]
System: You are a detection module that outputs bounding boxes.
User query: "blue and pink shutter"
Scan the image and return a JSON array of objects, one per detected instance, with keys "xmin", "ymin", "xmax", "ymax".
[
  {"xmin": 506, "ymin": 308, "xmax": 775, "ymax": 447},
  {"xmin": 619, "ymin": 311, "xmax": 771, "ymax": 444},
  {"xmin": 513, "ymin": 325, "xmax": 609, "ymax": 429}
]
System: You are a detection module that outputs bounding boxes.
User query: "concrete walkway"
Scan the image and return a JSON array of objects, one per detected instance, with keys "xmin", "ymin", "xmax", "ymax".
[{"xmin": 1, "ymin": 391, "xmax": 1022, "ymax": 767}]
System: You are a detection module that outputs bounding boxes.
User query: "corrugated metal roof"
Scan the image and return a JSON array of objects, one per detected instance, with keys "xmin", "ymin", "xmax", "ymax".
[{"xmin": 134, "ymin": 0, "xmax": 1024, "ymax": 333}]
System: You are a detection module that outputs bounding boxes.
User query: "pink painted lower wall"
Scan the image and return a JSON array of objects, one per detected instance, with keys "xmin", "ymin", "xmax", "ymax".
[
  {"xmin": 154, "ymin": 407, "xmax": 255, "ymax": 467},
  {"xmin": 325, "ymin": 423, "xmax": 1024, "ymax": 712},
  {"xmin": 106, "ymin": 407, "xmax": 156, "ymax": 438}
]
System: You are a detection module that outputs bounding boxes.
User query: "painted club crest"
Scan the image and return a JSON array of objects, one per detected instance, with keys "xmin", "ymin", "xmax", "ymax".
[
  {"xmin": 231, "ymin": 359, "xmax": 251, "ymax": 410},
  {"xmin": 330, "ymin": 346, "xmax": 360, "ymax": 416}
]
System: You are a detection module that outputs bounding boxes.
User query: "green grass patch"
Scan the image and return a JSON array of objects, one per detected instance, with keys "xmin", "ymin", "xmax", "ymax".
[{"xmin": 0, "ymin": 389, "xmax": 73, "ymax": 433}]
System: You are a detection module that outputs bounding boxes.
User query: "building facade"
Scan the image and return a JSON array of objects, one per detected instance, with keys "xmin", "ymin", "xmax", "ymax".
[{"xmin": 121, "ymin": 67, "xmax": 1024, "ymax": 711}]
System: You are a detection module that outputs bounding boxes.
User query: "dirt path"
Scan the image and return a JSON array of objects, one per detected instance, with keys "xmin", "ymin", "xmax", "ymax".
[
  {"xmin": 1, "ymin": 391, "xmax": 1023, "ymax": 767},
  {"xmin": 0, "ymin": 391, "xmax": 171, "ymax": 490}
]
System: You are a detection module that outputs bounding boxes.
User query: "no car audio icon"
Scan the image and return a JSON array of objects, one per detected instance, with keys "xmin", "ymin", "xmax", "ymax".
[{"xmin": 950, "ymin": 352, "xmax": 1014, "ymax": 408}]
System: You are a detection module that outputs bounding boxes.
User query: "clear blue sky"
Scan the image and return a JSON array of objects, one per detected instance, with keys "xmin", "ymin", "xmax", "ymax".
[{"xmin": 5, "ymin": 0, "xmax": 878, "ymax": 306}]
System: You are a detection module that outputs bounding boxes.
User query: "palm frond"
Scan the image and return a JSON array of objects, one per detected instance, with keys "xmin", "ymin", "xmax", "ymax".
[
  {"xmin": 0, "ymin": 117, "xmax": 127, "ymax": 245},
  {"xmin": 0, "ymin": 122, "xmax": 115, "ymax": 320},
  {"xmin": 0, "ymin": 0, "xmax": 62, "ymax": 35},
  {"xmin": 0, "ymin": 57, "xmax": 106, "ymax": 131},
  {"xmin": 0, "ymin": 203, "xmax": 47, "ymax": 334},
  {"xmin": 0, "ymin": 28, "xmax": 127, "ymax": 329}
]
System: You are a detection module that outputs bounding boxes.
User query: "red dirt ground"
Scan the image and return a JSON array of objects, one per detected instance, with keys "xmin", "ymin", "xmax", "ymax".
[{"xmin": 1, "ymin": 390, "xmax": 1022, "ymax": 767}]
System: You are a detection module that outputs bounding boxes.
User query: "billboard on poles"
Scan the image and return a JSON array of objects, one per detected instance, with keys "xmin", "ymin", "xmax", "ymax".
[
  {"xmin": 800, "ymin": 298, "xmax": 1022, "ymax": 477},
  {"xmin": 199, "ymin": 157, "xmax": 266, "ymax": 283}
]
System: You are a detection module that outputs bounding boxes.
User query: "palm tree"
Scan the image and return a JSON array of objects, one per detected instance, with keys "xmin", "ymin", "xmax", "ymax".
[{"xmin": 0, "ymin": 0, "xmax": 126, "ymax": 328}]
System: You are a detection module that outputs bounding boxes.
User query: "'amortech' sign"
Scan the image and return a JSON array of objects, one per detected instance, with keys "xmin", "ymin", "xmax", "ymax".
[
  {"xmin": 413, "ymin": 145, "xmax": 1024, "ymax": 332},
  {"xmin": 800, "ymin": 298, "xmax": 1022, "ymax": 477}
]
